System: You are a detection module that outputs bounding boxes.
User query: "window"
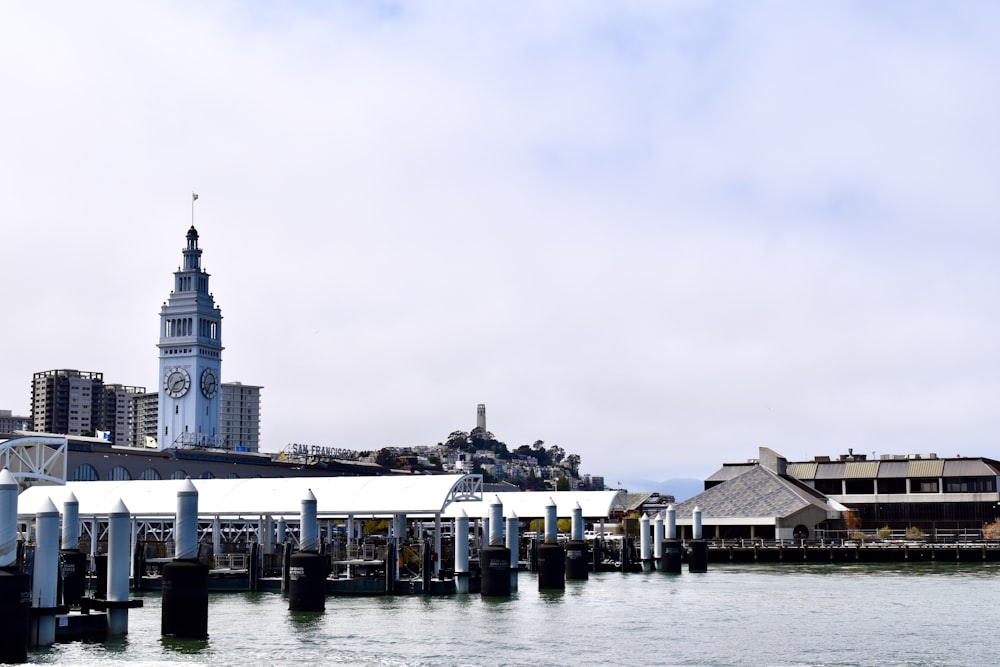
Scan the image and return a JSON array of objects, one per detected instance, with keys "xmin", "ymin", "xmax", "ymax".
[
  {"xmin": 844, "ymin": 479, "xmax": 875, "ymax": 494},
  {"xmin": 170, "ymin": 470, "xmax": 188, "ymax": 480},
  {"xmin": 109, "ymin": 466, "xmax": 132, "ymax": 481},
  {"xmin": 944, "ymin": 477, "xmax": 997, "ymax": 493},
  {"xmin": 140, "ymin": 468, "xmax": 162, "ymax": 480},
  {"xmin": 877, "ymin": 478, "xmax": 907, "ymax": 494},
  {"xmin": 200, "ymin": 471, "xmax": 215, "ymax": 479},
  {"xmin": 912, "ymin": 478, "xmax": 939, "ymax": 493},
  {"xmin": 815, "ymin": 479, "xmax": 842, "ymax": 495},
  {"xmin": 72, "ymin": 464, "xmax": 99, "ymax": 481}
]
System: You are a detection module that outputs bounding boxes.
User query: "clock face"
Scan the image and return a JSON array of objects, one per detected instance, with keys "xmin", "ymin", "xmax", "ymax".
[
  {"xmin": 200, "ymin": 368, "xmax": 218, "ymax": 399},
  {"xmin": 164, "ymin": 367, "xmax": 191, "ymax": 398}
]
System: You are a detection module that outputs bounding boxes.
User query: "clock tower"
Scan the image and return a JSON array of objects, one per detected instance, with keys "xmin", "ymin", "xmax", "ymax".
[{"xmin": 157, "ymin": 226, "xmax": 223, "ymax": 448}]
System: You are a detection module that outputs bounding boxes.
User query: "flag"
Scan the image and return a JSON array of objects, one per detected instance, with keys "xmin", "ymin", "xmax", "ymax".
[
  {"xmin": 95, "ymin": 430, "xmax": 111, "ymax": 441},
  {"xmin": 192, "ymin": 193, "xmax": 199, "ymax": 201},
  {"xmin": 144, "ymin": 435, "xmax": 158, "ymax": 449}
]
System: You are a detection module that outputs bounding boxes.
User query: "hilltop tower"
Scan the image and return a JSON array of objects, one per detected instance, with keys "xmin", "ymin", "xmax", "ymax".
[
  {"xmin": 476, "ymin": 404, "xmax": 486, "ymax": 432},
  {"xmin": 156, "ymin": 226, "xmax": 223, "ymax": 448}
]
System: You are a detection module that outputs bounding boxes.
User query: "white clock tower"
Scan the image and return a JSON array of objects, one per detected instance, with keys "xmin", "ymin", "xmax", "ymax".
[{"xmin": 157, "ymin": 226, "xmax": 223, "ymax": 448}]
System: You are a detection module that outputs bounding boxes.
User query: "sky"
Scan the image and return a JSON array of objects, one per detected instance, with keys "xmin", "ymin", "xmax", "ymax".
[{"xmin": 4, "ymin": 2, "xmax": 1000, "ymax": 491}]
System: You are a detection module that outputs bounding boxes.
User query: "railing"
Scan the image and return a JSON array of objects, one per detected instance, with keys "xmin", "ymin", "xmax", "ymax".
[{"xmin": 214, "ymin": 553, "xmax": 248, "ymax": 570}]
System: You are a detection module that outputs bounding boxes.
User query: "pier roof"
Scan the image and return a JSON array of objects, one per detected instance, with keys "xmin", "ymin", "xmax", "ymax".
[
  {"xmin": 442, "ymin": 490, "xmax": 627, "ymax": 520},
  {"xmin": 16, "ymin": 474, "xmax": 482, "ymax": 519}
]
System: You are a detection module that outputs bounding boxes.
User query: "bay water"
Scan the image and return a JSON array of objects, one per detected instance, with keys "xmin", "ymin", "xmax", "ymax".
[{"xmin": 27, "ymin": 562, "xmax": 1000, "ymax": 666}]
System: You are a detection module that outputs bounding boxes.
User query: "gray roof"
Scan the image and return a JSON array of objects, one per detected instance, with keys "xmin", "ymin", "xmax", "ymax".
[
  {"xmin": 624, "ymin": 491, "xmax": 655, "ymax": 511},
  {"xmin": 704, "ymin": 464, "xmax": 754, "ymax": 483},
  {"xmin": 674, "ymin": 466, "xmax": 828, "ymax": 520}
]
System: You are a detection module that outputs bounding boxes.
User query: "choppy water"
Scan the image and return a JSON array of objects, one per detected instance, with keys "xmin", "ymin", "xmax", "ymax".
[{"xmin": 27, "ymin": 562, "xmax": 1000, "ymax": 666}]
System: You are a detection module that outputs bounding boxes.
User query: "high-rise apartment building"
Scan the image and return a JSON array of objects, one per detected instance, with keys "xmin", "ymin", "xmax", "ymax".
[
  {"xmin": 132, "ymin": 392, "xmax": 159, "ymax": 448},
  {"xmin": 220, "ymin": 382, "xmax": 261, "ymax": 452},
  {"xmin": 101, "ymin": 384, "xmax": 146, "ymax": 446},
  {"xmin": 31, "ymin": 369, "xmax": 104, "ymax": 436}
]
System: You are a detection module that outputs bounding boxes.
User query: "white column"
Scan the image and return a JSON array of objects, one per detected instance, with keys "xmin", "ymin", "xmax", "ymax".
[
  {"xmin": 175, "ymin": 479, "xmax": 199, "ymax": 560},
  {"xmin": 31, "ymin": 497, "xmax": 60, "ymax": 646},
  {"xmin": 639, "ymin": 513, "xmax": 651, "ymax": 571},
  {"xmin": 489, "ymin": 498, "xmax": 504, "ymax": 547},
  {"xmin": 455, "ymin": 511, "xmax": 469, "ymax": 594},
  {"xmin": 653, "ymin": 512, "xmax": 664, "ymax": 568},
  {"xmin": 693, "ymin": 506, "xmax": 703, "ymax": 540},
  {"xmin": 571, "ymin": 502, "xmax": 584, "ymax": 541},
  {"xmin": 544, "ymin": 499, "xmax": 558, "ymax": 544},
  {"xmin": 107, "ymin": 499, "xmax": 131, "ymax": 635},
  {"xmin": 61, "ymin": 491, "xmax": 80, "ymax": 551},
  {"xmin": 0, "ymin": 469, "xmax": 17, "ymax": 567},
  {"xmin": 300, "ymin": 490, "xmax": 318, "ymax": 552}
]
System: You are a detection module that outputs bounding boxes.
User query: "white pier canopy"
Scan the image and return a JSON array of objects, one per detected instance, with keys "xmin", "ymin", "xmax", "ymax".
[
  {"xmin": 16, "ymin": 474, "xmax": 483, "ymax": 520},
  {"xmin": 443, "ymin": 490, "xmax": 627, "ymax": 520}
]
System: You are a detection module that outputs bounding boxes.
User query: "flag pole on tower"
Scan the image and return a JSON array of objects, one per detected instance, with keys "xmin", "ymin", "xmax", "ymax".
[{"xmin": 192, "ymin": 192, "xmax": 199, "ymax": 226}]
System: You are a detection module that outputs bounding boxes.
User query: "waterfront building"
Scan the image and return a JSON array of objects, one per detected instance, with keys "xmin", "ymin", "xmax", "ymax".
[
  {"xmin": 157, "ymin": 226, "xmax": 224, "ymax": 449},
  {"xmin": 31, "ymin": 369, "xmax": 104, "ymax": 436},
  {"xmin": 685, "ymin": 446, "xmax": 1000, "ymax": 539},
  {"xmin": 220, "ymin": 382, "xmax": 262, "ymax": 453}
]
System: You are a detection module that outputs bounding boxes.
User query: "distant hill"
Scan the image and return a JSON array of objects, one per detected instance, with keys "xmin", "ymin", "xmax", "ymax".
[{"xmin": 613, "ymin": 477, "xmax": 704, "ymax": 503}]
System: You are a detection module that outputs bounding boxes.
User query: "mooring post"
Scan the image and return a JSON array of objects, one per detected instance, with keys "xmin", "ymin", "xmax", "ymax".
[
  {"xmin": 106, "ymin": 499, "xmax": 134, "ymax": 635},
  {"xmin": 566, "ymin": 502, "xmax": 588, "ymax": 581},
  {"xmin": 0, "ymin": 468, "xmax": 30, "ymax": 664},
  {"xmin": 60, "ymin": 492, "xmax": 86, "ymax": 607},
  {"xmin": 663, "ymin": 505, "xmax": 682, "ymax": 573},
  {"xmin": 480, "ymin": 497, "xmax": 510, "ymax": 597},
  {"xmin": 455, "ymin": 511, "xmax": 470, "ymax": 594},
  {"xmin": 506, "ymin": 512, "xmax": 519, "ymax": 592},
  {"xmin": 653, "ymin": 512, "xmax": 665, "ymax": 571},
  {"xmin": 688, "ymin": 506, "xmax": 708, "ymax": 573},
  {"xmin": 30, "ymin": 497, "xmax": 60, "ymax": 647},
  {"xmin": 162, "ymin": 479, "xmax": 208, "ymax": 638},
  {"xmin": 288, "ymin": 489, "xmax": 325, "ymax": 611},
  {"xmin": 538, "ymin": 498, "xmax": 565, "ymax": 590}
]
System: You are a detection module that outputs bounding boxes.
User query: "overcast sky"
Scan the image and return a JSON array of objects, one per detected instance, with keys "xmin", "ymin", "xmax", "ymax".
[{"xmin": 4, "ymin": 2, "xmax": 1000, "ymax": 489}]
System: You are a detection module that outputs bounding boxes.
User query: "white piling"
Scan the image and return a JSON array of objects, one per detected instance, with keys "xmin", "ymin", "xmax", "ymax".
[
  {"xmin": 0, "ymin": 469, "xmax": 17, "ymax": 568},
  {"xmin": 212, "ymin": 516, "xmax": 222, "ymax": 558},
  {"xmin": 434, "ymin": 513, "xmax": 442, "ymax": 577},
  {"xmin": 506, "ymin": 512, "xmax": 519, "ymax": 591},
  {"xmin": 107, "ymin": 499, "xmax": 131, "ymax": 635},
  {"xmin": 544, "ymin": 499, "xmax": 558, "ymax": 544},
  {"xmin": 639, "ymin": 513, "xmax": 652, "ymax": 572},
  {"xmin": 61, "ymin": 492, "xmax": 79, "ymax": 551},
  {"xmin": 300, "ymin": 490, "xmax": 318, "ymax": 552},
  {"xmin": 30, "ymin": 497, "xmax": 60, "ymax": 646},
  {"xmin": 666, "ymin": 505, "xmax": 677, "ymax": 540},
  {"xmin": 277, "ymin": 518, "xmax": 287, "ymax": 544},
  {"xmin": 693, "ymin": 506, "xmax": 703, "ymax": 540},
  {"xmin": 263, "ymin": 515, "xmax": 275, "ymax": 556},
  {"xmin": 571, "ymin": 502, "xmax": 584, "ymax": 542},
  {"xmin": 653, "ymin": 512, "xmax": 665, "ymax": 570},
  {"xmin": 489, "ymin": 497, "xmax": 504, "ymax": 547},
  {"xmin": 175, "ymin": 479, "xmax": 199, "ymax": 560},
  {"xmin": 455, "ymin": 510, "xmax": 469, "ymax": 594}
]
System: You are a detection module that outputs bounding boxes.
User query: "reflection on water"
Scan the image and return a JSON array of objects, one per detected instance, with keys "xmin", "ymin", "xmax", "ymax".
[{"xmin": 30, "ymin": 564, "xmax": 1000, "ymax": 667}]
